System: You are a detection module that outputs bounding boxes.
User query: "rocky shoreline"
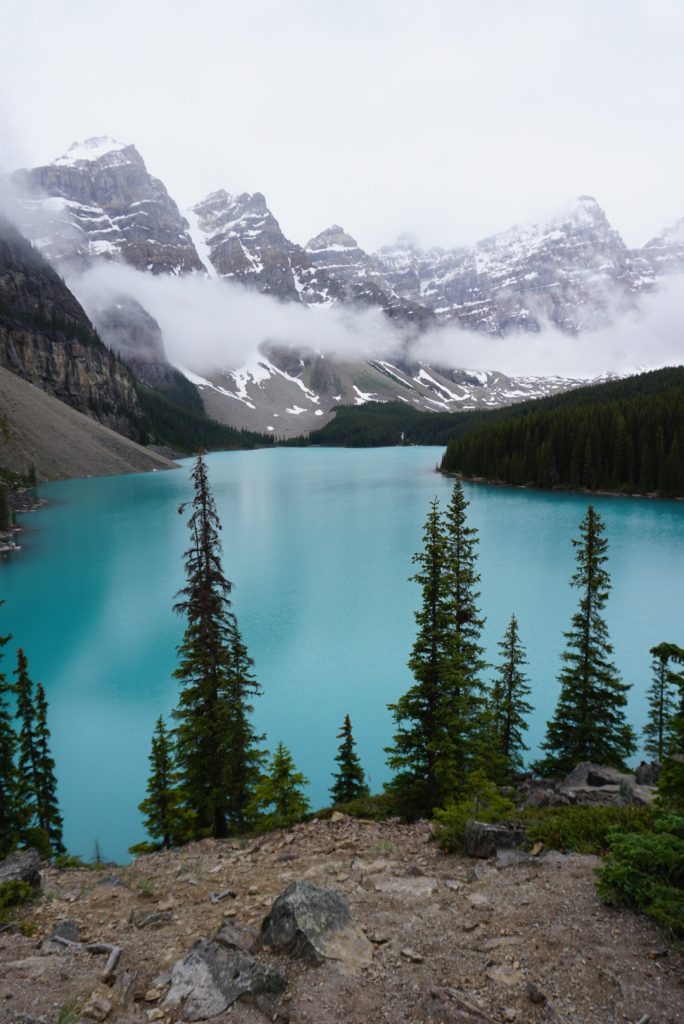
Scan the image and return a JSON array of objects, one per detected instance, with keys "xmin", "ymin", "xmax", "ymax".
[{"xmin": 0, "ymin": 490, "xmax": 47, "ymax": 555}]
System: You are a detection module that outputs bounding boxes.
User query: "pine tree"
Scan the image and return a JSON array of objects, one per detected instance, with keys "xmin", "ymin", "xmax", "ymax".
[
  {"xmin": 654, "ymin": 643, "xmax": 684, "ymax": 809},
  {"xmin": 33, "ymin": 683, "xmax": 65, "ymax": 855},
  {"xmin": 251, "ymin": 742, "xmax": 310, "ymax": 829},
  {"xmin": 172, "ymin": 455, "xmax": 264, "ymax": 838},
  {"xmin": 13, "ymin": 649, "xmax": 39, "ymax": 839},
  {"xmin": 386, "ymin": 483, "xmax": 486, "ymax": 818},
  {"xmin": 437, "ymin": 481, "xmax": 487, "ymax": 792},
  {"xmin": 0, "ymin": 629, "xmax": 18, "ymax": 857},
  {"xmin": 131, "ymin": 716, "xmax": 190, "ymax": 853},
  {"xmin": 490, "ymin": 614, "xmax": 532, "ymax": 780},
  {"xmin": 643, "ymin": 644, "xmax": 680, "ymax": 761},
  {"xmin": 330, "ymin": 714, "xmax": 369, "ymax": 805},
  {"xmin": 534, "ymin": 506, "xmax": 636, "ymax": 777}
]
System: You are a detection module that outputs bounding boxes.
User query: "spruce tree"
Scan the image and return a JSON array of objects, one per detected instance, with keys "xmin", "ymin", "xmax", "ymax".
[
  {"xmin": 33, "ymin": 683, "xmax": 65, "ymax": 855},
  {"xmin": 386, "ymin": 482, "xmax": 486, "ymax": 818},
  {"xmin": 132, "ymin": 716, "xmax": 189, "ymax": 853},
  {"xmin": 13, "ymin": 649, "xmax": 39, "ymax": 839},
  {"xmin": 330, "ymin": 714, "xmax": 369, "ymax": 805},
  {"xmin": 490, "ymin": 614, "xmax": 532, "ymax": 780},
  {"xmin": 655, "ymin": 643, "xmax": 684, "ymax": 809},
  {"xmin": 0, "ymin": 629, "xmax": 18, "ymax": 857},
  {"xmin": 534, "ymin": 505, "xmax": 636, "ymax": 777},
  {"xmin": 172, "ymin": 455, "xmax": 264, "ymax": 838},
  {"xmin": 643, "ymin": 644, "xmax": 680, "ymax": 760},
  {"xmin": 251, "ymin": 742, "xmax": 310, "ymax": 829}
]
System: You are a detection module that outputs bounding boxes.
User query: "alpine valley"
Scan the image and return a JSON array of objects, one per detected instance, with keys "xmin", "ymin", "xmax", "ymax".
[{"xmin": 2, "ymin": 135, "xmax": 684, "ymax": 451}]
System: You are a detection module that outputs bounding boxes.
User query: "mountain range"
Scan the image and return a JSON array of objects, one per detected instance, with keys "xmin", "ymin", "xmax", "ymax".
[{"xmin": 4, "ymin": 135, "xmax": 683, "ymax": 438}]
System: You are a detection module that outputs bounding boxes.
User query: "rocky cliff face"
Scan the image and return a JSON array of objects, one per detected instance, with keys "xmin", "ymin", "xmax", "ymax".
[
  {"xmin": 642, "ymin": 217, "xmax": 684, "ymax": 277},
  {"xmin": 0, "ymin": 215, "xmax": 143, "ymax": 438},
  {"xmin": 11, "ymin": 137, "xmax": 204, "ymax": 275},
  {"xmin": 376, "ymin": 197, "xmax": 656, "ymax": 334},
  {"xmin": 188, "ymin": 189, "xmax": 332, "ymax": 303}
]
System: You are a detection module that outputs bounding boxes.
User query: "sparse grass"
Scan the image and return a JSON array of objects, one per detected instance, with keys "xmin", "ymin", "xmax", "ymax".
[
  {"xmin": 55, "ymin": 996, "xmax": 85, "ymax": 1024},
  {"xmin": 519, "ymin": 805, "xmax": 653, "ymax": 855},
  {"xmin": 0, "ymin": 880, "xmax": 34, "ymax": 924},
  {"xmin": 315, "ymin": 793, "xmax": 393, "ymax": 822}
]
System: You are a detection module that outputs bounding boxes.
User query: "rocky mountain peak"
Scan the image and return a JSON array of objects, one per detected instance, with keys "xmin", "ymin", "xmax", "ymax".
[
  {"xmin": 10, "ymin": 139, "xmax": 204, "ymax": 275},
  {"xmin": 306, "ymin": 225, "xmax": 360, "ymax": 252},
  {"xmin": 53, "ymin": 136, "xmax": 140, "ymax": 169}
]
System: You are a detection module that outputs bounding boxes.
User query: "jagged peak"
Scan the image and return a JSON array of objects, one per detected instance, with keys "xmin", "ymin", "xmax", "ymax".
[
  {"xmin": 53, "ymin": 137, "xmax": 136, "ymax": 167},
  {"xmin": 306, "ymin": 225, "xmax": 360, "ymax": 252}
]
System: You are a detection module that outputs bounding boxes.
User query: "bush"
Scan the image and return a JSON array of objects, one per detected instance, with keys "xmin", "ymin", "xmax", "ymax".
[
  {"xmin": 316, "ymin": 792, "xmax": 393, "ymax": 822},
  {"xmin": 596, "ymin": 815, "xmax": 684, "ymax": 937},
  {"xmin": 0, "ymin": 880, "xmax": 34, "ymax": 923},
  {"xmin": 434, "ymin": 771, "xmax": 516, "ymax": 853},
  {"xmin": 520, "ymin": 805, "xmax": 653, "ymax": 855}
]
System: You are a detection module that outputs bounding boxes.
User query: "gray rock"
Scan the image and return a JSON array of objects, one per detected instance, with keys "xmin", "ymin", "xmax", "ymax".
[
  {"xmin": 40, "ymin": 918, "xmax": 80, "ymax": 953},
  {"xmin": 558, "ymin": 762, "xmax": 630, "ymax": 791},
  {"xmin": 0, "ymin": 849, "xmax": 42, "ymax": 891},
  {"xmin": 464, "ymin": 821, "xmax": 526, "ymax": 859},
  {"xmin": 635, "ymin": 761, "xmax": 662, "ymax": 786},
  {"xmin": 618, "ymin": 779, "xmax": 656, "ymax": 807},
  {"xmin": 162, "ymin": 938, "xmax": 285, "ymax": 1021},
  {"xmin": 259, "ymin": 880, "xmax": 372, "ymax": 969},
  {"xmin": 215, "ymin": 919, "xmax": 258, "ymax": 953}
]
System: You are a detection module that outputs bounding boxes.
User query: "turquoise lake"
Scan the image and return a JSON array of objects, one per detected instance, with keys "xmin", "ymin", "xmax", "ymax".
[{"xmin": 2, "ymin": 447, "xmax": 683, "ymax": 862}]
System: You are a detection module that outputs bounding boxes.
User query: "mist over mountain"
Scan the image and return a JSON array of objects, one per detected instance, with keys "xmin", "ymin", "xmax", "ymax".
[{"xmin": 3, "ymin": 136, "xmax": 683, "ymax": 436}]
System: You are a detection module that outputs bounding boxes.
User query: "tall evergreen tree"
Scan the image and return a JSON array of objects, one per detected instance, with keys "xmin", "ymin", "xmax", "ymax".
[
  {"xmin": 387, "ymin": 483, "xmax": 486, "ymax": 818},
  {"xmin": 656, "ymin": 644, "xmax": 684, "ymax": 809},
  {"xmin": 437, "ymin": 481, "xmax": 487, "ymax": 791},
  {"xmin": 0, "ymin": 627, "xmax": 18, "ymax": 857},
  {"xmin": 330, "ymin": 714, "xmax": 369, "ymax": 804},
  {"xmin": 33, "ymin": 683, "xmax": 64, "ymax": 855},
  {"xmin": 251, "ymin": 742, "xmax": 310, "ymax": 829},
  {"xmin": 172, "ymin": 455, "xmax": 264, "ymax": 838},
  {"xmin": 643, "ymin": 643, "xmax": 680, "ymax": 760},
  {"xmin": 13, "ymin": 649, "xmax": 40, "ymax": 838},
  {"xmin": 489, "ymin": 614, "xmax": 532, "ymax": 780},
  {"xmin": 132, "ymin": 716, "xmax": 189, "ymax": 853},
  {"xmin": 534, "ymin": 506, "xmax": 636, "ymax": 776}
]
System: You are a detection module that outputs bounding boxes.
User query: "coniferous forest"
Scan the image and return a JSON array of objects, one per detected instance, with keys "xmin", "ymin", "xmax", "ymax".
[{"xmin": 440, "ymin": 367, "xmax": 684, "ymax": 497}]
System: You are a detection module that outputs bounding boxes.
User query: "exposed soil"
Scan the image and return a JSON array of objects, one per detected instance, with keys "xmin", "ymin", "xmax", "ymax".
[{"xmin": 1, "ymin": 817, "xmax": 681, "ymax": 1024}]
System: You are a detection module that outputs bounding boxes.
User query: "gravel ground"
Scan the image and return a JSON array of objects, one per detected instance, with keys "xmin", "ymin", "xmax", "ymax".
[{"xmin": 1, "ymin": 817, "xmax": 681, "ymax": 1024}]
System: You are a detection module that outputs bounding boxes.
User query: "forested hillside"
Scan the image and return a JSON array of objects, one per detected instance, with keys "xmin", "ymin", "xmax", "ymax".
[{"xmin": 440, "ymin": 367, "xmax": 684, "ymax": 497}]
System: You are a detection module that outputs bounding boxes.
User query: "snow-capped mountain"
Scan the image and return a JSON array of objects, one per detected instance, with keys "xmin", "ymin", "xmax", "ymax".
[
  {"xmin": 11, "ymin": 137, "xmax": 203, "ymax": 275},
  {"xmin": 642, "ymin": 217, "xmax": 684, "ymax": 277},
  {"xmin": 6, "ymin": 137, "xmax": 683, "ymax": 437},
  {"xmin": 184, "ymin": 350, "xmax": 590, "ymax": 438},
  {"xmin": 376, "ymin": 197, "xmax": 656, "ymax": 334},
  {"xmin": 188, "ymin": 189, "xmax": 332, "ymax": 303}
]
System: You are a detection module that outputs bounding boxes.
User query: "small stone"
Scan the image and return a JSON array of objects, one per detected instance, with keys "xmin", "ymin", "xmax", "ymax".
[
  {"xmin": 331, "ymin": 811, "xmax": 346, "ymax": 822},
  {"xmin": 144, "ymin": 988, "xmax": 163, "ymax": 1003},
  {"xmin": 368, "ymin": 932, "xmax": 390, "ymax": 945},
  {"xmin": 147, "ymin": 1010, "xmax": 165, "ymax": 1021},
  {"xmin": 503, "ymin": 1009, "xmax": 517, "ymax": 1022},
  {"xmin": 248, "ymin": 885, "xmax": 258, "ymax": 895},
  {"xmin": 526, "ymin": 980, "xmax": 547, "ymax": 1005},
  {"xmin": 401, "ymin": 947, "xmax": 424, "ymax": 963},
  {"xmin": 444, "ymin": 879, "xmax": 463, "ymax": 892},
  {"xmin": 530, "ymin": 842, "xmax": 544, "ymax": 856},
  {"xmin": 157, "ymin": 899, "xmax": 175, "ymax": 912},
  {"xmin": 83, "ymin": 991, "xmax": 112, "ymax": 1021},
  {"xmin": 336, "ymin": 873, "xmax": 349, "ymax": 882},
  {"xmin": 467, "ymin": 892, "xmax": 489, "ymax": 908}
]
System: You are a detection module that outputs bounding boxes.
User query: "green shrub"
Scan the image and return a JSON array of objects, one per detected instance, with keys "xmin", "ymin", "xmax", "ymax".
[
  {"xmin": 0, "ymin": 880, "xmax": 34, "ymax": 922},
  {"xmin": 316, "ymin": 792, "xmax": 393, "ymax": 822},
  {"xmin": 434, "ymin": 771, "xmax": 516, "ymax": 853},
  {"xmin": 520, "ymin": 805, "xmax": 653, "ymax": 854},
  {"xmin": 596, "ymin": 816, "xmax": 684, "ymax": 937}
]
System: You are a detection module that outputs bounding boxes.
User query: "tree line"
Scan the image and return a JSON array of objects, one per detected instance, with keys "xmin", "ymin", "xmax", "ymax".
[
  {"xmin": 440, "ymin": 367, "xmax": 684, "ymax": 498},
  {"xmin": 134, "ymin": 457, "xmax": 683, "ymax": 850}
]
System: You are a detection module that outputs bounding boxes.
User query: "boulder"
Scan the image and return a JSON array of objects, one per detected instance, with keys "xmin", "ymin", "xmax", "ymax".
[
  {"xmin": 259, "ymin": 880, "xmax": 372, "ymax": 969},
  {"xmin": 558, "ymin": 762, "xmax": 630, "ymax": 791},
  {"xmin": 215, "ymin": 919, "xmax": 258, "ymax": 953},
  {"xmin": 635, "ymin": 761, "xmax": 662, "ymax": 786},
  {"xmin": 162, "ymin": 938, "xmax": 285, "ymax": 1021},
  {"xmin": 619, "ymin": 779, "xmax": 656, "ymax": 807},
  {"xmin": 0, "ymin": 849, "xmax": 42, "ymax": 891},
  {"xmin": 464, "ymin": 821, "xmax": 525, "ymax": 859}
]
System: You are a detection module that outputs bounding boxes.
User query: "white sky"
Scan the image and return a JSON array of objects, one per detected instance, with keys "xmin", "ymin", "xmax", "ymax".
[{"xmin": 2, "ymin": 0, "xmax": 683, "ymax": 252}]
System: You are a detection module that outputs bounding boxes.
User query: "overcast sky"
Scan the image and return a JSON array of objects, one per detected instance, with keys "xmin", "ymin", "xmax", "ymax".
[{"xmin": 2, "ymin": 0, "xmax": 683, "ymax": 251}]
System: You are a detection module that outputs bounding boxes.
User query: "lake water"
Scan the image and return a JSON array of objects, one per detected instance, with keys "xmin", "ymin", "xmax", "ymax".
[{"xmin": 2, "ymin": 448, "xmax": 683, "ymax": 862}]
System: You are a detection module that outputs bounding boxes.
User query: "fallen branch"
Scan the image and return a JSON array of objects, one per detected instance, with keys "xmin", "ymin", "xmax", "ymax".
[{"xmin": 51, "ymin": 935, "xmax": 122, "ymax": 981}]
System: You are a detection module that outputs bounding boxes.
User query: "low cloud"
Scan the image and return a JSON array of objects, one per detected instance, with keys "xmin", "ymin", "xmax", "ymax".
[{"xmin": 69, "ymin": 262, "xmax": 684, "ymax": 382}]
